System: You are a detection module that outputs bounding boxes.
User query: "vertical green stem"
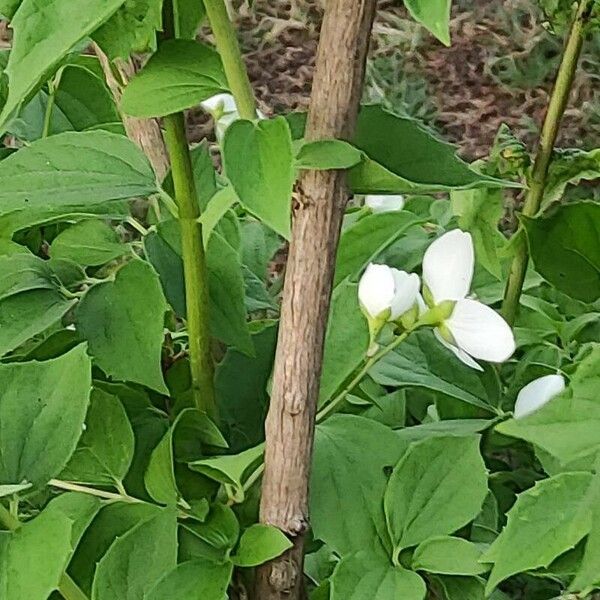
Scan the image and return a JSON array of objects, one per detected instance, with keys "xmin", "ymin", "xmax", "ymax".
[
  {"xmin": 163, "ymin": 112, "xmax": 217, "ymax": 418},
  {"xmin": 42, "ymin": 81, "xmax": 57, "ymax": 138},
  {"xmin": 0, "ymin": 503, "xmax": 89, "ymax": 600},
  {"xmin": 501, "ymin": 0, "xmax": 592, "ymax": 325},
  {"xmin": 203, "ymin": 0, "xmax": 257, "ymax": 120}
]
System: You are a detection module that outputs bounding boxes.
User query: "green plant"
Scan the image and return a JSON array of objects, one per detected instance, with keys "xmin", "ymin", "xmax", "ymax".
[{"xmin": 0, "ymin": 1, "xmax": 599, "ymax": 599}]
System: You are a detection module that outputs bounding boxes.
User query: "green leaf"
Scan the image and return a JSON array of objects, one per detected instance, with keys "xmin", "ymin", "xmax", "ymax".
[
  {"xmin": 174, "ymin": 0, "xmax": 206, "ymax": 38},
  {"xmin": 0, "ymin": 290, "xmax": 76, "ymax": 357},
  {"xmin": 0, "ymin": 254, "xmax": 56, "ymax": 301},
  {"xmin": 198, "ymin": 186, "xmax": 238, "ymax": 247},
  {"xmin": 295, "ymin": 139, "xmax": 362, "ymax": 170},
  {"xmin": 334, "ymin": 211, "xmax": 422, "ymax": 286},
  {"xmin": 310, "ymin": 415, "xmax": 409, "ymax": 557},
  {"xmin": 121, "ymin": 40, "xmax": 228, "ymax": 118},
  {"xmin": 215, "ymin": 321, "xmax": 277, "ymax": 452},
  {"xmin": 223, "ymin": 117, "xmax": 294, "ymax": 238},
  {"xmin": 7, "ymin": 65, "xmax": 122, "ymax": 141},
  {"xmin": 52, "ymin": 65, "xmax": 121, "ymax": 132},
  {"xmin": 396, "ymin": 419, "xmax": 494, "ymax": 443},
  {"xmin": 0, "ymin": 0, "xmax": 125, "ymax": 128},
  {"xmin": 206, "ymin": 232, "xmax": 254, "ymax": 355},
  {"xmin": 69, "ymin": 502, "xmax": 160, "ymax": 594},
  {"xmin": 146, "ymin": 559, "xmax": 233, "ymax": 600},
  {"xmin": 319, "ymin": 280, "xmax": 369, "ymax": 406},
  {"xmin": 482, "ymin": 472, "xmax": 594, "ymax": 593},
  {"xmin": 0, "ymin": 0, "xmax": 20, "ymax": 18},
  {"xmin": 0, "ymin": 493, "xmax": 100, "ymax": 600},
  {"xmin": 145, "ymin": 408, "xmax": 226, "ymax": 505},
  {"xmin": 188, "ymin": 443, "xmax": 264, "ymax": 501},
  {"xmin": 384, "ymin": 436, "xmax": 488, "ymax": 552},
  {"xmin": 232, "ymin": 524, "xmax": 293, "ymax": 567},
  {"xmin": 76, "ymin": 259, "xmax": 168, "ymax": 393},
  {"xmin": 349, "ymin": 106, "xmax": 508, "ymax": 194},
  {"xmin": 571, "ymin": 471, "xmax": 600, "ymax": 592},
  {"xmin": 543, "ymin": 147, "xmax": 600, "ymax": 209},
  {"xmin": 0, "ymin": 237, "xmax": 30, "ymax": 256},
  {"xmin": 432, "ymin": 575, "xmax": 486, "ymax": 600},
  {"xmin": 522, "ymin": 201, "xmax": 600, "ymax": 302},
  {"xmin": 179, "ymin": 503, "xmax": 239, "ymax": 563},
  {"xmin": 60, "ymin": 389, "xmax": 134, "ymax": 487},
  {"xmin": 51, "ymin": 220, "xmax": 128, "ymax": 266},
  {"xmin": 451, "ymin": 188, "xmax": 504, "ymax": 279},
  {"xmin": 0, "ymin": 130, "xmax": 157, "ymax": 235},
  {"xmin": 143, "ymin": 226, "xmax": 186, "ymax": 317},
  {"xmin": 92, "ymin": 0, "xmax": 162, "ymax": 60},
  {"xmin": 145, "ymin": 220, "xmax": 252, "ymax": 353},
  {"xmin": 370, "ymin": 330, "xmax": 493, "ymax": 411},
  {"xmin": 240, "ymin": 219, "xmax": 281, "ymax": 279},
  {"xmin": 412, "ymin": 536, "xmax": 488, "ymax": 575},
  {"xmin": 404, "ymin": 0, "xmax": 452, "ymax": 46},
  {"xmin": 91, "ymin": 507, "xmax": 178, "ymax": 600},
  {"xmin": 497, "ymin": 345, "xmax": 600, "ymax": 464},
  {"xmin": 331, "ymin": 552, "xmax": 426, "ymax": 600},
  {"xmin": 0, "ymin": 345, "xmax": 91, "ymax": 488}
]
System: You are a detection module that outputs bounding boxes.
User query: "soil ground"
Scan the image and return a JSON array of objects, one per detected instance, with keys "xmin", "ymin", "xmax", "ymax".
[{"xmin": 191, "ymin": 0, "xmax": 600, "ymax": 161}]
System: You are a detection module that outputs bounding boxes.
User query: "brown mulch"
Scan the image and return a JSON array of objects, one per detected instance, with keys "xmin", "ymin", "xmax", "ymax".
[{"xmin": 189, "ymin": 0, "xmax": 598, "ymax": 160}]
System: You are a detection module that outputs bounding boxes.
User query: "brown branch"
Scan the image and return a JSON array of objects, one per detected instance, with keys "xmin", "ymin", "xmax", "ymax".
[
  {"xmin": 255, "ymin": 1, "xmax": 378, "ymax": 598},
  {"xmin": 93, "ymin": 44, "xmax": 170, "ymax": 181}
]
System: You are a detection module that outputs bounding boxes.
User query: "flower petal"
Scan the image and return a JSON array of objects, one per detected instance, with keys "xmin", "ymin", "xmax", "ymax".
[
  {"xmin": 433, "ymin": 328, "xmax": 483, "ymax": 371},
  {"xmin": 514, "ymin": 374, "xmax": 566, "ymax": 419},
  {"xmin": 358, "ymin": 264, "xmax": 395, "ymax": 319},
  {"xmin": 365, "ymin": 195, "xmax": 405, "ymax": 213},
  {"xmin": 446, "ymin": 299, "xmax": 516, "ymax": 363},
  {"xmin": 389, "ymin": 270, "xmax": 420, "ymax": 319},
  {"xmin": 200, "ymin": 92, "xmax": 237, "ymax": 114},
  {"xmin": 422, "ymin": 229, "xmax": 474, "ymax": 303}
]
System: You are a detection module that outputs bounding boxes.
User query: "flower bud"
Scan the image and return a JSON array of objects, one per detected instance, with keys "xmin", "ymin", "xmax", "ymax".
[
  {"xmin": 358, "ymin": 264, "xmax": 420, "ymax": 322},
  {"xmin": 514, "ymin": 374, "xmax": 566, "ymax": 419},
  {"xmin": 364, "ymin": 195, "xmax": 405, "ymax": 214}
]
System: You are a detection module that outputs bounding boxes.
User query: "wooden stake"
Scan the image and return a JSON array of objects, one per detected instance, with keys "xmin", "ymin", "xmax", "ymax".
[{"xmin": 255, "ymin": 1, "xmax": 378, "ymax": 598}]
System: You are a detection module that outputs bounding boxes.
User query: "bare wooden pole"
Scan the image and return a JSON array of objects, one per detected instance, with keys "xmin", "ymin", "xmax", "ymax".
[{"xmin": 255, "ymin": 2, "xmax": 378, "ymax": 598}]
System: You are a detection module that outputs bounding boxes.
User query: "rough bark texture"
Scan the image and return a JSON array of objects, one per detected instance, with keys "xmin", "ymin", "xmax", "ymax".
[
  {"xmin": 255, "ymin": 1, "xmax": 378, "ymax": 598},
  {"xmin": 94, "ymin": 45, "xmax": 170, "ymax": 180}
]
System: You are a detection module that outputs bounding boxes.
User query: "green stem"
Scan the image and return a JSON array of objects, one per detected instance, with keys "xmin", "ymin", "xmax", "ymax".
[
  {"xmin": 203, "ymin": 0, "xmax": 257, "ymax": 120},
  {"xmin": 0, "ymin": 502, "xmax": 89, "ymax": 600},
  {"xmin": 501, "ymin": 0, "xmax": 592, "ymax": 326},
  {"xmin": 57, "ymin": 575, "xmax": 90, "ymax": 600},
  {"xmin": 316, "ymin": 329, "xmax": 412, "ymax": 423},
  {"xmin": 42, "ymin": 81, "xmax": 57, "ymax": 138},
  {"xmin": 49, "ymin": 479, "xmax": 142, "ymax": 503},
  {"xmin": 163, "ymin": 112, "xmax": 217, "ymax": 419}
]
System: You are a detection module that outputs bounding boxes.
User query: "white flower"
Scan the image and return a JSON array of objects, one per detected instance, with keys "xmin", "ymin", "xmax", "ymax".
[
  {"xmin": 200, "ymin": 92, "xmax": 237, "ymax": 115},
  {"xmin": 358, "ymin": 264, "xmax": 420, "ymax": 321},
  {"xmin": 514, "ymin": 374, "xmax": 565, "ymax": 419},
  {"xmin": 200, "ymin": 93, "xmax": 265, "ymax": 140},
  {"xmin": 422, "ymin": 230, "xmax": 516, "ymax": 371},
  {"xmin": 365, "ymin": 195, "xmax": 405, "ymax": 213}
]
